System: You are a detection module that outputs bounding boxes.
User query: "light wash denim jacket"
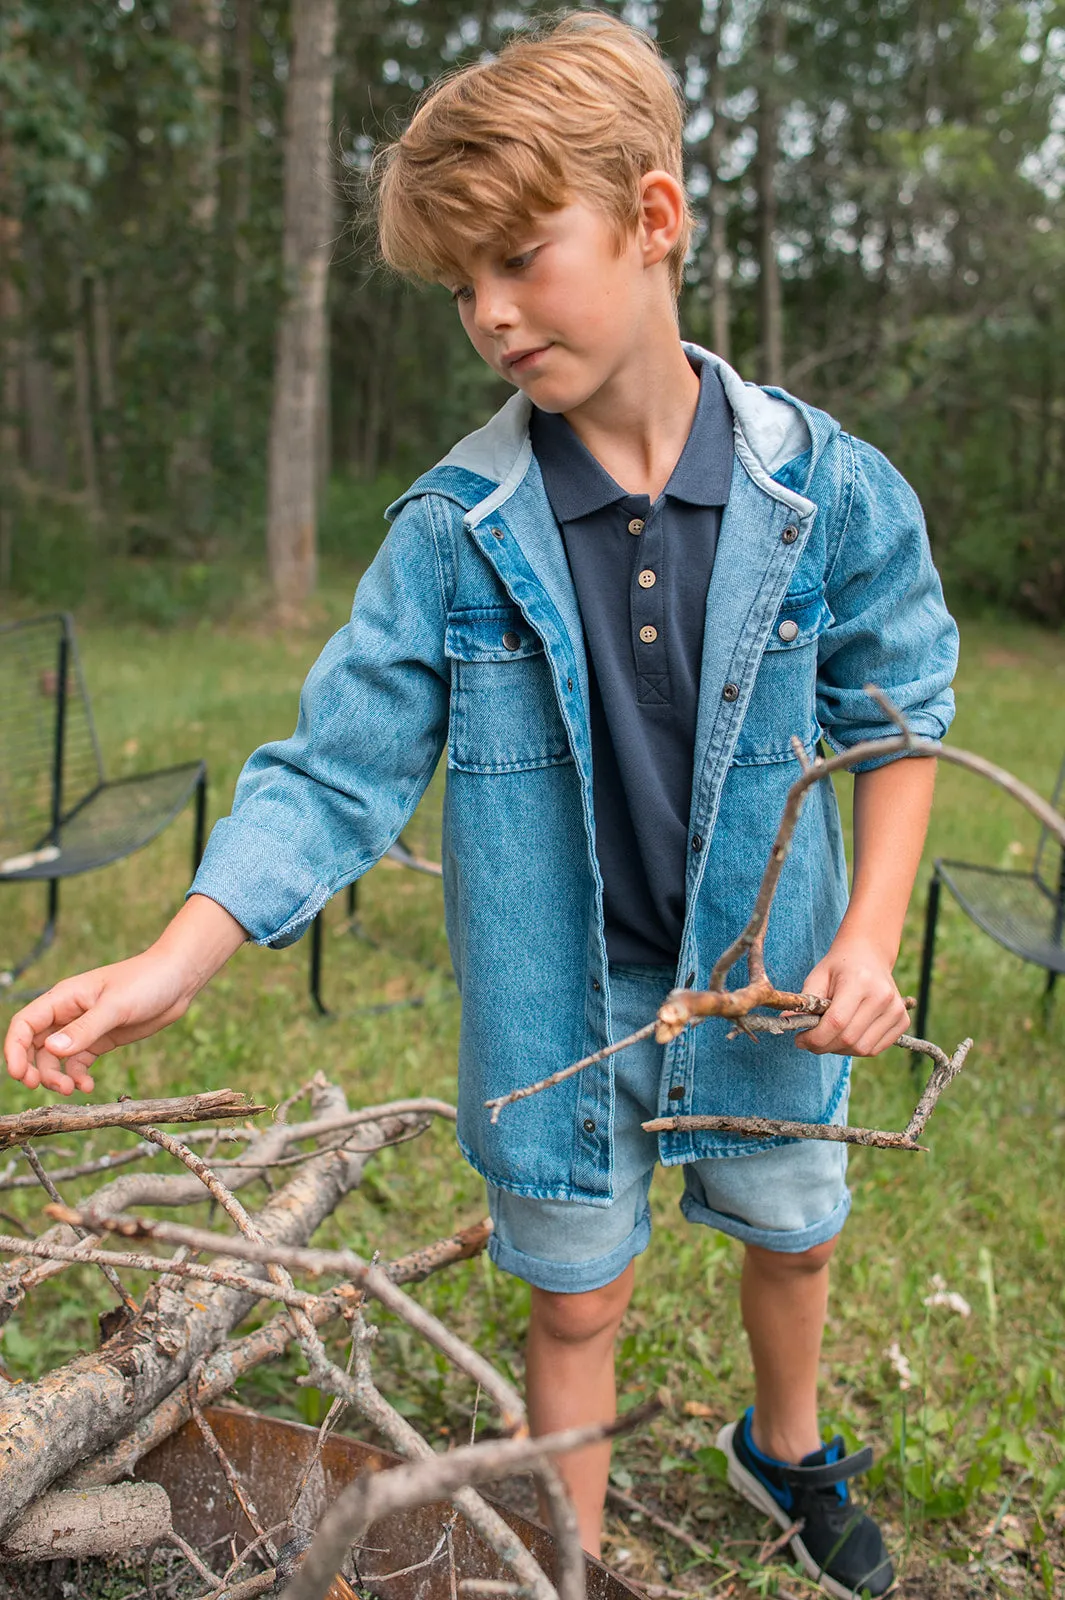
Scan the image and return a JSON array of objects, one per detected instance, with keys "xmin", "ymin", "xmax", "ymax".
[{"xmin": 192, "ymin": 347, "xmax": 958, "ymax": 1204}]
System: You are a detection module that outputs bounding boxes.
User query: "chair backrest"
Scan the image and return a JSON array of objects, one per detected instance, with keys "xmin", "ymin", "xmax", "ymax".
[
  {"xmin": 0, "ymin": 613, "xmax": 104, "ymax": 863},
  {"xmin": 1033, "ymin": 751, "xmax": 1065, "ymax": 914}
]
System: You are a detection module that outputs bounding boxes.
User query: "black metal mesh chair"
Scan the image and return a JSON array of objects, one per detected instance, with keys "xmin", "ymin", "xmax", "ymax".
[
  {"xmin": 309, "ymin": 836, "xmax": 444, "ymax": 1014},
  {"xmin": 0, "ymin": 613, "xmax": 207, "ymax": 990},
  {"xmin": 914, "ymin": 753, "xmax": 1065, "ymax": 1042}
]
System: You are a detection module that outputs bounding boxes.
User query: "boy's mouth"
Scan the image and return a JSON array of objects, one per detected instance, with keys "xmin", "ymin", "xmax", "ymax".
[{"xmin": 502, "ymin": 345, "xmax": 551, "ymax": 374}]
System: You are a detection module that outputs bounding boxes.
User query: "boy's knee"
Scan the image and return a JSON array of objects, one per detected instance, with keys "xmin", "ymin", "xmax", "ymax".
[
  {"xmin": 746, "ymin": 1236, "xmax": 838, "ymax": 1276},
  {"xmin": 530, "ymin": 1266, "xmax": 634, "ymax": 1345}
]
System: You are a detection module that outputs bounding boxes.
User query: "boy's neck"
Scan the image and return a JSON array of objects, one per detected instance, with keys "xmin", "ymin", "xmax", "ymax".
[{"xmin": 559, "ymin": 329, "xmax": 702, "ymax": 502}]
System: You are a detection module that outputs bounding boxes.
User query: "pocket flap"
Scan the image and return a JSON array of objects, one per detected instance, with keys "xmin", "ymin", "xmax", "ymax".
[
  {"xmin": 445, "ymin": 606, "xmax": 545, "ymax": 663},
  {"xmin": 763, "ymin": 588, "xmax": 833, "ymax": 652}
]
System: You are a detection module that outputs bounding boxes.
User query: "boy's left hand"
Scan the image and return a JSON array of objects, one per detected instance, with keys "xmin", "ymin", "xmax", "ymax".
[{"xmin": 794, "ymin": 933, "xmax": 910, "ymax": 1057}]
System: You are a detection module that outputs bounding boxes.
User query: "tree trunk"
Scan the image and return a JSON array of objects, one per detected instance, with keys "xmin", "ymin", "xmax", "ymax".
[
  {"xmin": 68, "ymin": 269, "xmax": 101, "ymax": 516},
  {"xmin": 90, "ymin": 271, "xmax": 120, "ymax": 502},
  {"xmin": 266, "ymin": 0, "xmax": 339, "ymax": 614},
  {"xmin": 755, "ymin": 7, "xmax": 785, "ymax": 387},
  {"xmin": 0, "ymin": 130, "xmax": 21, "ymax": 589},
  {"xmin": 0, "ymin": 1483, "xmax": 171, "ymax": 1563},
  {"xmin": 233, "ymin": 0, "xmax": 254, "ymax": 318},
  {"xmin": 705, "ymin": 0, "xmax": 732, "ymax": 364}
]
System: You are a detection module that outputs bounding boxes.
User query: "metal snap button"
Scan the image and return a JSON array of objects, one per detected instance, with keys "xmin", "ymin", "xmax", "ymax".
[
  {"xmin": 628, "ymin": 518, "xmax": 645, "ymax": 535},
  {"xmin": 583, "ymin": 1118, "xmax": 596, "ymax": 1133},
  {"xmin": 491, "ymin": 527, "xmax": 505, "ymax": 540},
  {"xmin": 781, "ymin": 524, "xmax": 799, "ymax": 544},
  {"xmin": 685, "ymin": 971, "xmax": 696, "ymax": 988},
  {"xmin": 722, "ymin": 681, "xmax": 739, "ymax": 701},
  {"xmin": 667, "ymin": 1086, "xmax": 685, "ymax": 1102},
  {"xmin": 691, "ymin": 834, "xmax": 703, "ymax": 852},
  {"xmin": 639, "ymin": 625, "xmax": 658, "ymax": 644},
  {"xmin": 638, "ymin": 569, "xmax": 656, "ymax": 588},
  {"xmin": 591, "ymin": 978, "xmax": 601, "ymax": 991},
  {"xmin": 502, "ymin": 631, "xmax": 521, "ymax": 651},
  {"xmin": 777, "ymin": 619, "xmax": 800, "ymax": 643}
]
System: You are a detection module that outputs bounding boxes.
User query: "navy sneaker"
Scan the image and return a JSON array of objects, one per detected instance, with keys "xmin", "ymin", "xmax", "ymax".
[{"xmin": 718, "ymin": 1409, "xmax": 894, "ymax": 1599}]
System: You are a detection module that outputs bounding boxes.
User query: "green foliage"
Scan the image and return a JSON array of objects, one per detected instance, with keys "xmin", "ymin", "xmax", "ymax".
[{"xmin": 2, "ymin": 0, "xmax": 1062, "ymax": 621}]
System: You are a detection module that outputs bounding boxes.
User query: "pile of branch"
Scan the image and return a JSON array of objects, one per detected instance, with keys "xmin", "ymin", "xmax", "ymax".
[{"xmin": 0, "ymin": 1078, "xmax": 620, "ymax": 1600}]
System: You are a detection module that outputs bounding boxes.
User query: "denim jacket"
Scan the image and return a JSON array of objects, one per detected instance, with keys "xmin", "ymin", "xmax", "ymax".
[{"xmin": 192, "ymin": 346, "xmax": 958, "ymax": 1204}]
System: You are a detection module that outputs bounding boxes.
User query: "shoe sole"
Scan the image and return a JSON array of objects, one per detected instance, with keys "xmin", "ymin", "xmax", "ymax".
[{"xmin": 716, "ymin": 1421, "xmax": 890, "ymax": 1600}]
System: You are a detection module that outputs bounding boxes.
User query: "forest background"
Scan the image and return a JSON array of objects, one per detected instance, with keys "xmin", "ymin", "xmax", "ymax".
[{"xmin": 1, "ymin": 0, "xmax": 1064, "ymax": 625}]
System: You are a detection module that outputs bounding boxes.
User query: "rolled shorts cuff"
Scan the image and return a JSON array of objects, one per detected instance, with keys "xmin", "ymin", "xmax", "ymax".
[
  {"xmin": 679, "ymin": 1185, "xmax": 852, "ymax": 1254},
  {"xmin": 486, "ymin": 1209, "xmax": 652, "ymax": 1294}
]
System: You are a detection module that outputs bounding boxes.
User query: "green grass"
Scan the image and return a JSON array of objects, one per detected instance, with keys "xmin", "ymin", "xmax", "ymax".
[{"xmin": 1, "ymin": 595, "xmax": 1062, "ymax": 1599}]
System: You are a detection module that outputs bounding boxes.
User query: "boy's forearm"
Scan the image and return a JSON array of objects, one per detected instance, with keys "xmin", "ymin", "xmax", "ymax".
[
  {"xmin": 152, "ymin": 894, "xmax": 248, "ymax": 998},
  {"xmin": 838, "ymin": 756, "xmax": 937, "ymax": 964}
]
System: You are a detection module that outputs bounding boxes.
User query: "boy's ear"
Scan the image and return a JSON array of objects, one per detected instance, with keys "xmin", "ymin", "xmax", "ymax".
[{"xmin": 637, "ymin": 170, "xmax": 686, "ymax": 270}]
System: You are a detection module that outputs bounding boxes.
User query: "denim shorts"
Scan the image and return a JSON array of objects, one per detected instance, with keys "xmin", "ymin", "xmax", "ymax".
[{"xmin": 486, "ymin": 963, "xmax": 852, "ymax": 1294}]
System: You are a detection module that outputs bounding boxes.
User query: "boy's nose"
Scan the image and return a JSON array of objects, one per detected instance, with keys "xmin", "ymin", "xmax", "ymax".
[{"xmin": 471, "ymin": 283, "xmax": 517, "ymax": 336}]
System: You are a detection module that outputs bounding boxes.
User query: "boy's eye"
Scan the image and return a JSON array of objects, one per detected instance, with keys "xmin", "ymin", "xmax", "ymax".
[
  {"xmin": 504, "ymin": 248, "xmax": 538, "ymax": 271},
  {"xmin": 450, "ymin": 285, "xmax": 474, "ymax": 304}
]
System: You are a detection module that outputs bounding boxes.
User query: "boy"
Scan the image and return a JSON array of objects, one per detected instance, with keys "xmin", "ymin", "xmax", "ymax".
[{"xmin": 4, "ymin": 14, "xmax": 957, "ymax": 1598}]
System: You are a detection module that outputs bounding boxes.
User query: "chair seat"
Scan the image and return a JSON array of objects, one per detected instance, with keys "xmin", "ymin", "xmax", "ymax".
[
  {"xmin": 0, "ymin": 761, "xmax": 206, "ymax": 882},
  {"xmin": 937, "ymin": 860, "xmax": 1065, "ymax": 974}
]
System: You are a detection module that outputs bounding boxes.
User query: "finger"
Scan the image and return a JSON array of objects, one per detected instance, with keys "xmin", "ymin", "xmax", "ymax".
[
  {"xmin": 42, "ymin": 1004, "xmax": 125, "ymax": 1060},
  {"xmin": 797, "ymin": 994, "xmax": 862, "ymax": 1054}
]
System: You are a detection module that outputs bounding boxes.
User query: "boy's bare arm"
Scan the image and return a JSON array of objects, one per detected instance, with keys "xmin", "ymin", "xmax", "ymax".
[
  {"xmin": 3, "ymin": 895, "xmax": 247, "ymax": 1097},
  {"xmin": 797, "ymin": 755, "xmax": 937, "ymax": 1057}
]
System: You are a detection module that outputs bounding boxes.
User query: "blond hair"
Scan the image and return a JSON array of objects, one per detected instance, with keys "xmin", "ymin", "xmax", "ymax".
[{"xmin": 372, "ymin": 11, "xmax": 691, "ymax": 297}]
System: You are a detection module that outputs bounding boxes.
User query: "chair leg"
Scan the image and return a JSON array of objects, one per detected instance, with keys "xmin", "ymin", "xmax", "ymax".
[
  {"xmin": 0, "ymin": 880, "xmax": 60, "ymax": 993},
  {"xmin": 912, "ymin": 872, "xmax": 940, "ymax": 1074},
  {"xmin": 309, "ymin": 907, "xmax": 328, "ymax": 1016},
  {"xmin": 192, "ymin": 770, "xmax": 208, "ymax": 875}
]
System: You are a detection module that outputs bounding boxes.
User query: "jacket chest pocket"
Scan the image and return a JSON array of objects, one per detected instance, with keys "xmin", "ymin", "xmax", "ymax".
[
  {"xmin": 733, "ymin": 588, "xmax": 832, "ymax": 765},
  {"xmin": 445, "ymin": 606, "xmax": 574, "ymax": 774}
]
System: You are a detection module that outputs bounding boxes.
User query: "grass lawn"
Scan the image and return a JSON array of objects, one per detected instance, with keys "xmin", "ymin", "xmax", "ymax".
[{"xmin": 0, "ymin": 584, "xmax": 1062, "ymax": 1600}]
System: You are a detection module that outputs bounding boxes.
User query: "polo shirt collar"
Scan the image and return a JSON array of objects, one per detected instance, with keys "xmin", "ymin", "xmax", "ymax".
[{"xmin": 530, "ymin": 354, "xmax": 734, "ymax": 523}]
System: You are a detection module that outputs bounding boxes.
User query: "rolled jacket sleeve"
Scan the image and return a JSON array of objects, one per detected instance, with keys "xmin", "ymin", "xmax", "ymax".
[
  {"xmin": 816, "ymin": 436, "xmax": 958, "ymax": 770},
  {"xmin": 190, "ymin": 497, "xmax": 451, "ymax": 946}
]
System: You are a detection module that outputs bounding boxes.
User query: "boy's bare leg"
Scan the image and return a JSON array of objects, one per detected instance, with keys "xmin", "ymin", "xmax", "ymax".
[
  {"xmin": 740, "ymin": 1237, "xmax": 837, "ymax": 1462},
  {"xmin": 525, "ymin": 1263, "xmax": 635, "ymax": 1557}
]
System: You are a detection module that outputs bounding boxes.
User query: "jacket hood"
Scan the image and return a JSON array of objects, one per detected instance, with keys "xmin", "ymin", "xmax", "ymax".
[{"xmin": 387, "ymin": 344, "xmax": 840, "ymax": 524}]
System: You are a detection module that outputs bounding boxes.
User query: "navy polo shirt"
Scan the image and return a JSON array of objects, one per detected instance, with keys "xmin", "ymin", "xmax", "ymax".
[{"xmin": 529, "ymin": 359, "xmax": 735, "ymax": 966}]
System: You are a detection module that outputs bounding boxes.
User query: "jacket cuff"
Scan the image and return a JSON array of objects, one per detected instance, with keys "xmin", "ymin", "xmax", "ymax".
[
  {"xmin": 188, "ymin": 818, "xmax": 332, "ymax": 947},
  {"xmin": 821, "ymin": 705, "xmax": 952, "ymax": 773}
]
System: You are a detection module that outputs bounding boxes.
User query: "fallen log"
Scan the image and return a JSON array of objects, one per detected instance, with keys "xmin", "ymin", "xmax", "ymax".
[
  {"xmin": 0, "ymin": 1081, "xmax": 405, "ymax": 1540},
  {"xmin": 0, "ymin": 1481, "xmax": 172, "ymax": 1562}
]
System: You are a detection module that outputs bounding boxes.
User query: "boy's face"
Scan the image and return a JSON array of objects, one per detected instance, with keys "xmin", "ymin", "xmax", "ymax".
[{"xmin": 449, "ymin": 199, "xmax": 665, "ymax": 418}]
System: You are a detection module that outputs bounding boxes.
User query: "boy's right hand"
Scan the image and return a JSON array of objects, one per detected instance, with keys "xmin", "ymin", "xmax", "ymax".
[{"xmin": 3, "ymin": 895, "xmax": 247, "ymax": 1097}]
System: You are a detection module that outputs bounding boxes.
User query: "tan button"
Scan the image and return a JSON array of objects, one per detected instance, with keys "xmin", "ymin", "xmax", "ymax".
[
  {"xmin": 638, "ymin": 569, "xmax": 656, "ymax": 589},
  {"xmin": 639, "ymin": 625, "xmax": 658, "ymax": 644},
  {"xmin": 628, "ymin": 518, "xmax": 645, "ymax": 535},
  {"xmin": 777, "ymin": 619, "xmax": 800, "ymax": 643}
]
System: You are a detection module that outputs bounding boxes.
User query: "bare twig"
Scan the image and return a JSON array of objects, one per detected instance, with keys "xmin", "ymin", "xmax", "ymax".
[
  {"xmin": 168, "ymin": 1528, "xmax": 224, "ymax": 1587},
  {"xmin": 278, "ymin": 1404, "xmax": 660, "ymax": 1600},
  {"xmin": 757, "ymin": 1520, "xmax": 804, "ymax": 1564},
  {"xmin": 0, "ymin": 1233, "xmax": 323, "ymax": 1308},
  {"xmin": 606, "ymin": 1484, "xmax": 725, "ymax": 1570},
  {"xmin": 187, "ymin": 1356, "xmax": 280, "ymax": 1565},
  {"xmin": 19, "ymin": 1142, "xmax": 139, "ymax": 1315},
  {"xmin": 486, "ymin": 1024, "xmax": 658, "ymax": 1123},
  {"xmin": 0, "ymin": 1091, "xmax": 266, "ymax": 1149},
  {"xmin": 300, "ymin": 1309, "xmax": 558, "ymax": 1600},
  {"xmin": 0, "ymin": 1143, "xmax": 155, "ymax": 1192}
]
